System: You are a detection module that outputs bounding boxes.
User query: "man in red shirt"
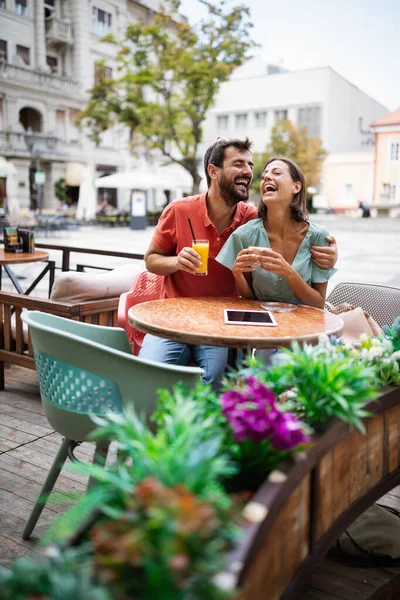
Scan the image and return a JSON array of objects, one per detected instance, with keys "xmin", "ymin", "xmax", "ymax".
[{"xmin": 140, "ymin": 138, "xmax": 337, "ymax": 385}]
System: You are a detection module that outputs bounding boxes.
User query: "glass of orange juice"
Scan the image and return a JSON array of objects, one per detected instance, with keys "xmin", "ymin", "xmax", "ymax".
[{"xmin": 192, "ymin": 239, "xmax": 209, "ymax": 276}]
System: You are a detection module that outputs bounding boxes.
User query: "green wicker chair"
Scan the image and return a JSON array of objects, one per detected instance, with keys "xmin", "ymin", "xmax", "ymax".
[{"xmin": 20, "ymin": 310, "xmax": 203, "ymax": 540}]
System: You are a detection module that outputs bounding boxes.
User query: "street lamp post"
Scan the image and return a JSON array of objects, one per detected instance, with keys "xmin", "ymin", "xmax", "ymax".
[{"xmin": 24, "ymin": 128, "xmax": 43, "ymax": 214}]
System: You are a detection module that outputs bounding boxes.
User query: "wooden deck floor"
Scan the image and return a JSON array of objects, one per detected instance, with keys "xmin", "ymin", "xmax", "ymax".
[
  {"xmin": 0, "ymin": 365, "xmax": 90, "ymax": 567},
  {"xmin": 1, "ymin": 365, "xmax": 400, "ymax": 599}
]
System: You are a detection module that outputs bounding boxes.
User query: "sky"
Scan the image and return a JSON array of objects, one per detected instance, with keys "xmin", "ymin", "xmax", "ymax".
[{"xmin": 179, "ymin": 0, "xmax": 399, "ymax": 112}]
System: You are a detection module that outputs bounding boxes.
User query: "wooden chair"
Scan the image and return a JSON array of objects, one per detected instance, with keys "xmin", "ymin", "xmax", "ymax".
[
  {"xmin": 0, "ymin": 290, "xmax": 120, "ymax": 390},
  {"xmin": 20, "ymin": 310, "xmax": 203, "ymax": 540}
]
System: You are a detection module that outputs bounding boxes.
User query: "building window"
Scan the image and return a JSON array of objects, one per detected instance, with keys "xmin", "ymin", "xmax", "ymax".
[
  {"xmin": 341, "ymin": 182, "xmax": 354, "ymax": 206},
  {"xmin": 383, "ymin": 183, "xmax": 397, "ymax": 203},
  {"xmin": 274, "ymin": 109, "xmax": 288, "ymax": 123},
  {"xmin": 390, "ymin": 142, "xmax": 400, "ymax": 162},
  {"xmin": 56, "ymin": 109, "xmax": 65, "ymax": 139},
  {"xmin": 0, "ymin": 1, "xmax": 6, "ymax": 10},
  {"xmin": 15, "ymin": 0, "xmax": 28, "ymax": 16},
  {"xmin": 16, "ymin": 44, "xmax": 30, "ymax": 65},
  {"xmin": 44, "ymin": 0, "xmax": 55, "ymax": 19},
  {"xmin": 0, "ymin": 40, "xmax": 7, "ymax": 62},
  {"xmin": 298, "ymin": 106, "xmax": 321, "ymax": 138},
  {"xmin": 46, "ymin": 55, "xmax": 58, "ymax": 73},
  {"xmin": 94, "ymin": 63, "xmax": 112, "ymax": 83},
  {"xmin": 68, "ymin": 110, "xmax": 79, "ymax": 141},
  {"xmin": 216, "ymin": 115, "xmax": 228, "ymax": 131},
  {"xmin": 0, "ymin": 99, "xmax": 4, "ymax": 131},
  {"xmin": 92, "ymin": 7, "xmax": 112, "ymax": 36},
  {"xmin": 254, "ymin": 111, "xmax": 267, "ymax": 128},
  {"xmin": 235, "ymin": 113, "xmax": 247, "ymax": 129}
]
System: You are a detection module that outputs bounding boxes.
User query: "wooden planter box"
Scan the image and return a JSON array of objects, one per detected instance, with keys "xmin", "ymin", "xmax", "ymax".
[{"xmin": 228, "ymin": 386, "xmax": 400, "ymax": 599}]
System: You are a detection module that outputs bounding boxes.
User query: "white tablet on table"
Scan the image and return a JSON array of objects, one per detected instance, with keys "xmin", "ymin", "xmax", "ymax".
[{"xmin": 224, "ymin": 309, "xmax": 277, "ymax": 326}]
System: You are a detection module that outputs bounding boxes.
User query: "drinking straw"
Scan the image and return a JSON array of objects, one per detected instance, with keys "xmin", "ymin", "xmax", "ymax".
[{"xmin": 188, "ymin": 218, "xmax": 196, "ymax": 242}]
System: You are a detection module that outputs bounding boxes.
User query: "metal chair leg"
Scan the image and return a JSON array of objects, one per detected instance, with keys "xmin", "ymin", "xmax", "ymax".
[
  {"xmin": 22, "ymin": 437, "xmax": 71, "ymax": 540},
  {"xmin": 87, "ymin": 441, "xmax": 110, "ymax": 490}
]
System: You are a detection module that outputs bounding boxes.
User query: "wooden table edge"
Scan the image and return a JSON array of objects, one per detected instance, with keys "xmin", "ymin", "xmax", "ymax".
[{"xmin": 128, "ymin": 310, "xmax": 344, "ymax": 349}]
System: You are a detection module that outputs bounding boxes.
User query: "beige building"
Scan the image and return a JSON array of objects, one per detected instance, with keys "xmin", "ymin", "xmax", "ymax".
[
  {"xmin": 320, "ymin": 108, "xmax": 400, "ymax": 214},
  {"xmin": 371, "ymin": 107, "xmax": 400, "ymax": 210},
  {"xmin": 0, "ymin": 0, "xmax": 164, "ymax": 212},
  {"xmin": 320, "ymin": 152, "xmax": 374, "ymax": 212}
]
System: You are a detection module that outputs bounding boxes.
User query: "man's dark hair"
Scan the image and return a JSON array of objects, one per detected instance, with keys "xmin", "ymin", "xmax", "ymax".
[
  {"xmin": 258, "ymin": 156, "xmax": 309, "ymax": 223},
  {"xmin": 204, "ymin": 137, "xmax": 253, "ymax": 187}
]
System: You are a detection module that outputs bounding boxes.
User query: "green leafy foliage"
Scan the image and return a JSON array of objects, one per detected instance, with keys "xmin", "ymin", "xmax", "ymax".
[
  {"xmin": 0, "ymin": 545, "xmax": 110, "ymax": 600},
  {"xmin": 45, "ymin": 383, "xmax": 235, "ymax": 545},
  {"xmin": 54, "ymin": 177, "xmax": 68, "ymax": 204},
  {"xmin": 355, "ymin": 334, "xmax": 400, "ymax": 386},
  {"xmin": 251, "ymin": 119, "xmax": 327, "ymax": 197},
  {"xmin": 383, "ymin": 317, "xmax": 400, "ymax": 352},
  {"xmin": 39, "ymin": 384, "xmax": 238, "ymax": 599},
  {"xmin": 224, "ymin": 339, "xmax": 378, "ymax": 432},
  {"xmin": 155, "ymin": 380, "xmax": 306, "ymax": 492},
  {"xmin": 78, "ymin": 0, "xmax": 256, "ymax": 192},
  {"xmin": 89, "ymin": 477, "xmax": 237, "ymax": 600}
]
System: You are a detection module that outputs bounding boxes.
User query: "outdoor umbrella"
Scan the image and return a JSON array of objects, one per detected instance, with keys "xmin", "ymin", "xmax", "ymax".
[
  {"xmin": 76, "ymin": 164, "xmax": 97, "ymax": 220},
  {"xmin": 95, "ymin": 164, "xmax": 192, "ymax": 191}
]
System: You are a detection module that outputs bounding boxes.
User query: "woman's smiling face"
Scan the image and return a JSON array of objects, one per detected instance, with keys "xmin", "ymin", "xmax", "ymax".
[{"xmin": 260, "ymin": 159, "xmax": 302, "ymax": 204}]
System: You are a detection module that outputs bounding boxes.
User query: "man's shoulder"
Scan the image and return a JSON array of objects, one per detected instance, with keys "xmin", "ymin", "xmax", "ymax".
[
  {"xmin": 236, "ymin": 202, "xmax": 258, "ymax": 225},
  {"xmin": 235, "ymin": 202, "xmax": 258, "ymax": 227},
  {"xmin": 169, "ymin": 194, "xmax": 204, "ymax": 208},
  {"xmin": 158, "ymin": 194, "xmax": 204, "ymax": 219}
]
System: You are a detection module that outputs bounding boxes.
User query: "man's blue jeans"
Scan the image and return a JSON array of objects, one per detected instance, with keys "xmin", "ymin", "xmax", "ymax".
[{"xmin": 139, "ymin": 334, "xmax": 229, "ymax": 388}]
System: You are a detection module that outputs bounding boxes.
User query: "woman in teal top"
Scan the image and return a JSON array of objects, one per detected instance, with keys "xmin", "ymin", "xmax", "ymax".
[{"xmin": 216, "ymin": 156, "xmax": 336, "ymax": 308}]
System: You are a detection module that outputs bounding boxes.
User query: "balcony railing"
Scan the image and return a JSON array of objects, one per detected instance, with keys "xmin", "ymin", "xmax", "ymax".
[
  {"xmin": 45, "ymin": 15, "xmax": 73, "ymax": 46},
  {"xmin": 0, "ymin": 131, "xmax": 58, "ymax": 156},
  {"xmin": 0, "ymin": 62, "xmax": 81, "ymax": 97}
]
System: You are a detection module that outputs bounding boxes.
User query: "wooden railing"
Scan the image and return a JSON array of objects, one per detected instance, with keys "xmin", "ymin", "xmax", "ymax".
[
  {"xmin": 0, "ymin": 244, "xmax": 146, "ymax": 389},
  {"xmin": 33, "ymin": 242, "xmax": 145, "ymax": 272}
]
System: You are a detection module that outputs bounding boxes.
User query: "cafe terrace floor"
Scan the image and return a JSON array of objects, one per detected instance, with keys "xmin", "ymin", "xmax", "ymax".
[{"xmin": 1, "ymin": 364, "xmax": 400, "ymax": 599}]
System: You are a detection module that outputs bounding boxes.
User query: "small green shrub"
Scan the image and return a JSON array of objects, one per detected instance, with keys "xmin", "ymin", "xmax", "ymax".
[
  {"xmin": 224, "ymin": 338, "xmax": 378, "ymax": 432},
  {"xmin": 0, "ymin": 546, "xmax": 109, "ymax": 600}
]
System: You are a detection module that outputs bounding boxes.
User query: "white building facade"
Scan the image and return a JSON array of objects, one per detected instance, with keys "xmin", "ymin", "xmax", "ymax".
[
  {"xmin": 0, "ymin": 0, "xmax": 163, "ymax": 211},
  {"xmin": 201, "ymin": 61, "xmax": 387, "ymax": 158}
]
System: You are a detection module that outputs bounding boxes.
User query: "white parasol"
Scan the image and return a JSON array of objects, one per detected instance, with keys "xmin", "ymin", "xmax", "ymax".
[{"xmin": 76, "ymin": 163, "xmax": 97, "ymax": 220}]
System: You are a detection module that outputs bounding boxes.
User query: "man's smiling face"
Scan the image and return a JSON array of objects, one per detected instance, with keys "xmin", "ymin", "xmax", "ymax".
[{"xmin": 217, "ymin": 147, "xmax": 254, "ymax": 206}]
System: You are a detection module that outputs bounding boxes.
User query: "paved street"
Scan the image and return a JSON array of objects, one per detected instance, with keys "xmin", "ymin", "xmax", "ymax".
[{"xmin": 2, "ymin": 215, "xmax": 399, "ymax": 296}]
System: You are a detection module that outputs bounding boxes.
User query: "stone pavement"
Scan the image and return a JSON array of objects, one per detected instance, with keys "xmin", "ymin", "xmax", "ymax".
[{"xmin": 1, "ymin": 215, "xmax": 399, "ymax": 296}]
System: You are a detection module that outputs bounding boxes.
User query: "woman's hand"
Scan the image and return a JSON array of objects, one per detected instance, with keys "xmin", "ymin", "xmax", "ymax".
[
  {"xmin": 256, "ymin": 248, "xmax": 294, "ymax": 279},
  {"xmin": 232, "ymin": 248, "xmax": 259, "ymax": 277}
]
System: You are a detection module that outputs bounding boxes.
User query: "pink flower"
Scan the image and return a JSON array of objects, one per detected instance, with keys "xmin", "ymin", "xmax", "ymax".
[{"xmin": 221, "ymin": 377, "xmax": 308, "ymax": 450}]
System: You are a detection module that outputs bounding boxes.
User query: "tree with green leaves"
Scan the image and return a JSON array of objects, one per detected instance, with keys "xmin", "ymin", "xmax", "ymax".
[
  {"xmin": 251, "ymin": 119, "xmax": 327, "ymax": 197},
  {"xmin": 78, "ymin": 0, "xmax": 256, "ymax": 193}
]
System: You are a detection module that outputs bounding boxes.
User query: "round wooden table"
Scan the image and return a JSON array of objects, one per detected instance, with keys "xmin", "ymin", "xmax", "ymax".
[
  {"xmin": 0, "ymin": 249, "xmax": 50, "ymax": 294},
  {"xmin": 0, "ymin": 249, "xmax": 49, "ymax": 266},
  {"xmin": 128, "ymin": 297, "xmax": 344, "ymax": 349}
]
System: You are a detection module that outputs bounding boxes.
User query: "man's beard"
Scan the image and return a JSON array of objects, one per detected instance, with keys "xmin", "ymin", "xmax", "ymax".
[{"xmin": 218, "ymin": 173, "xmax": 249, "ymax": 207}]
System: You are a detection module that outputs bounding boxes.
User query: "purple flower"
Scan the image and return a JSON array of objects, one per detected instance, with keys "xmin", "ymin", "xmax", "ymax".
[{"xmin": 221, "ymin": 378, "xmax": 309, "ymax": 450}]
